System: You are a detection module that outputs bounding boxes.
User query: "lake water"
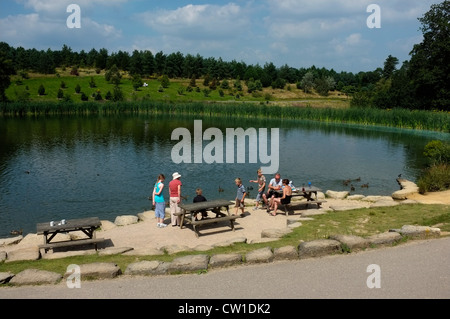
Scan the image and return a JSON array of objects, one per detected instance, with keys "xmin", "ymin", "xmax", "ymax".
[{"xmin": 0, "ymin": 114, "xmax": 448, "ymax": 238}]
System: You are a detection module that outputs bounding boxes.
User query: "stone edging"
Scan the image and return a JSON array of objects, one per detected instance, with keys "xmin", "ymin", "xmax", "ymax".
[{"xmin": 0, "ymin": 225, "xmax": 442, "ymax": 286}]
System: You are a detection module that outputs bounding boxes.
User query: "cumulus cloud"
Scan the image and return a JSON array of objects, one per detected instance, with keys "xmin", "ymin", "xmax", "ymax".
[{"xmin": 138, "ymin": 3, "xmax": 249, "ymax": 39}]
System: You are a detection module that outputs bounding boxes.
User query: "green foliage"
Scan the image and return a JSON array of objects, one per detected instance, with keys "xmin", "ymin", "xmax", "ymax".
[
  {"xmin": 189, "ymin": 75, "xmax": 197, "ymax": 88},
  {"xmin": 159, "ymin": 75, "xmax": 170, "ymax": 88},
  {"xmin": 60, "ymin": 81, "xmax": 66, "ymax": 89},
  {"xmin": 300, "ymin": 71, "xmax": 315, "ymax": 94},
  {"xmin": 75, "ymin": 83, "xmax": 81, "ymax": 94},
  {"xmin": 105, "ymin": 90, "xmax": 112, "ymax": 100},
  {"xmin": 0, "ymin": 51, "xmax": 14, "ymax": 102},
  {"xmin": 271, "ymin": 78, "xmax": 286, "ymax": 89},
  {"xmin": 57, "ymin": 88, "xmax": 64, "ymax": 99},
  {"xmin": 418, "ymin": 164, "xmax": 450, "ymax": 193},
  {"xmin": 131, "ymin": 74, "xmax": 143, "ymax": 91},
  {"xmin": 89, "ymin": 77, "xmax": 96, "ymax": 88},
  {"xmin": 38, "ymin": 84, "xmax": 45, "ymax": 96},
  {"xmin": 81, "ymin": 92, "xmax": 88, "ymax": 101},
  {"xmin": 423, "ymin": 140, "xmax": 450, "ymax": 165},
  {"xmin": 112, "ymin": 85, "xmax": 124, "ymax": 102},
  {"xmin": 105, "ymin": 64, "xmax": 121, "ymax": 85}
]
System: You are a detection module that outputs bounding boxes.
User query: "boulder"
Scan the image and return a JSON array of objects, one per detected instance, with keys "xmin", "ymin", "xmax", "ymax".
[
  {"xmin": 394, "ymin": 225, "xmax": 441, "ymax": 239},
  {"xmin": 209, "ymin": 253, "xmax": 243, "ymax": 268},
  {"xmin": 137, "ymin": 211, "xmax": 155, "ymax": 222},
  {"xmin": 392, "ymin": 179, "xmax": 420, "ymax": 200},
  {"xmin": 5, "ymin": 247, "xmax": 40, "ymax": 263},
  {"xmin": 0, "ymin": 272, "xmax": 14, "ymax": 284},
  {"xmin": 298, "ymin": 239, "xmax": 342, "ymax": 259},
  {"xmin": 245, "ymin": 247, "xmax": 274, "ymax": 263},
  {"xmin": 125, "ymin": 260, "xmax": 167, "ymax": 276},
  {"xmin": 64, "ymin": 262, "xmax": 122, "ymax": 280},
  {"xmin": 273, "ymin": 246, "xmax": 298, "ymax": 260},
  {"xmin": 326, "ymin": 190, "xmax": 349, "ymax": 200},
  {"xmin": 347, "ymin": 195, "xmax": 365, "ymax": 201},
  {"xmin": 42, "ymin": 249, "xmax": 97, "ymax": 260},
  {"xmin": 0, "ymin": 235, "xmax": 23, "ymax": 247},
  {"xmin": 114, "ymin": 215, "xmax": 139, "ymax": 226},
  {"xmin": 0, "ymin": 251, "xmax": 6, "ymax": 262},
  {"xmin": 367, "ymin": 232, "xmax": 402, "ymax": 246},
  {"xmin": 330, "ymin": 234, "xmax": 370, "ymax": 251},
  {"xmin": 99, "ymin": 220, "xmax": 116, "ymax": 231},
  {"xmin": 167, "ymin": 255, "xmax": 209, "ymax": 273},
  {"xmin": 162, "ymin": 244, "xmax": 191, "ymax": 254},
  {"xmin": 9, "ymin": 269, "xmax": 62, "ymax": 286}
]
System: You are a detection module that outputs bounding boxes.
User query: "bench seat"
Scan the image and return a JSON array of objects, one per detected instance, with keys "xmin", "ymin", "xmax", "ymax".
[
  {"xmin": 39, "ymin": 238, "xmax": 105, "ymax": 252},
  {"xmin": 190, "ymin": 215, "xmax": 241, "ymax": 226},
  {"xmin": 282, "ymin": 200, "xmax": 327, "ymax": 215}
]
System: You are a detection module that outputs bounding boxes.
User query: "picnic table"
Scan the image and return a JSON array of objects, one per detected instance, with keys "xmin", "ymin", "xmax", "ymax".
[
  {"xmin": 178, "ymin": 199, "xmax": 241, "ymax": 238},
  {"xmin": 275, "ymin": 186, "xmax": 326, "ymax": 216},
  {"xmin": 36, "ymin": 217, "xmax": 105, "ymax": 253}
]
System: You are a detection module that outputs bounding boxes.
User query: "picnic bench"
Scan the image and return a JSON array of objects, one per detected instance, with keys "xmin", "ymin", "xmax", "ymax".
[
  {"xmin": 276, "ymin": 186, "xmax": 326, "ymax": 216},
  {"xmin": 178, "ymin": 200, "xmax": 241, "ymax": 237},
  {"xmin": 36, "ymin": 217, "xmax": 105, "ymax": 253}
]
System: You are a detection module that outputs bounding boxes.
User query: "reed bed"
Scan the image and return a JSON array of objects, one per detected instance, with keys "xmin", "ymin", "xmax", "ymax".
[{"xmin": 1, "ymin": 101, "xmax": 448, "ymax": 132}]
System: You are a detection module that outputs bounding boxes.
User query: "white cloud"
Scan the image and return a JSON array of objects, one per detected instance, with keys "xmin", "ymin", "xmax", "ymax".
[
  {"xmin": 0, "ymin": 12, "xmax": 121, "ymax": 50},
  {"xmin": 138, "ymin": 3, "xmax": 248, "ymax": 39}
]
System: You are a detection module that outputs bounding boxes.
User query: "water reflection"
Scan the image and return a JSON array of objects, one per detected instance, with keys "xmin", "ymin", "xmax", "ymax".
[{"xmin": 0, "ymin": 114, "xmax": 448, "ymax": 238}]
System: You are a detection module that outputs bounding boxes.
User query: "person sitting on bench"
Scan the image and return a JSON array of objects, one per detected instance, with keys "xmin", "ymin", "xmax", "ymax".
[
  {"xmin": 268, "ymin": 179, "xmax": 292, "ymax": 216},
  {"xmin": 193, "ymin": 188, "xmax": 208, "ymax": 220}
]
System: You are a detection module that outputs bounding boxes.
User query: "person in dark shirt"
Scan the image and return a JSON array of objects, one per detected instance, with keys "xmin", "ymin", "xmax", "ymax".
[{"xmin": 193, "ymin": 188, "xmax": 208, "ymax": 220}]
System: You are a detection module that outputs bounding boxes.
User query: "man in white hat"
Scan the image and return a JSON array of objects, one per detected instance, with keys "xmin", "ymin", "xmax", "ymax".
[{"xmin": 169, "ymin": 172, "xmax": 183, "ymax": 226}]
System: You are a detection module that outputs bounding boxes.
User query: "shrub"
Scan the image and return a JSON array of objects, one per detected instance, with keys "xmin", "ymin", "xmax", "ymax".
[
  {"xmin": 60, "ymin": 81, "xmax": 66, "ymax": 89},
  {"xmin": 75, "ymin": 84, "xmax": 81, "ymax": 94},
  {"xmin": 417, "ymin": 164, "xmax": 450, "ymax": 193},
  {"xmin": 89, "ymin": 77, "xmax": 96, "ymax": 88},
  {"xmin": 105, "ymin": 91, "xmax": 112, "ymax": 100},
  {"xmin": 38, "ymin": 84, "xmax": 45, "ymax": 96},
  {"xmin": 81, "ymin": 92, "xmax": 88, "ymax": 101},
  {"xmin": 57, "ymin": 88, "xmax": 64, "ymax": 99},
  {"xmin": 424, "ymin": 140, "xmax": 450, "ymax": 165}
]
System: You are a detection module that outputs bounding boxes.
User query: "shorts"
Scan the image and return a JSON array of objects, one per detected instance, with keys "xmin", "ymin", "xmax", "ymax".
[
  {"xmin": 268, "ymin": 190, "xmax": 281, "ymax": 198},
  {"xmin": 256, "ymin": 190, "xmax": 265, "ymax": 202},
  {"xmin": 155, "ymin": 202, "xmax": 166, "ymax": 219},
  {"xmin": 235, "ymin": 199, "xmax": 245, "ymax": 208}
]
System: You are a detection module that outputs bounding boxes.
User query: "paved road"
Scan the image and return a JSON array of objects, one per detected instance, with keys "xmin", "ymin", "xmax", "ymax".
[{"xmin": 1, "ymin": 238, "xmax": 449, "ymax": 303}]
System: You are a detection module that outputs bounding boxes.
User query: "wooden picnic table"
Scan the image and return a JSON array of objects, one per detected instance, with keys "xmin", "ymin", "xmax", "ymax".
[
  {"xmin": 178, "ymin": 199, "xmax": 241, "ymax": 238},
  {"xmin": 36, "ymin": 217, "xmax": 104, "ymax": 253},
  {"xmin": 275, "ymin": 186, "xmax": 326, "ymax": 216}
]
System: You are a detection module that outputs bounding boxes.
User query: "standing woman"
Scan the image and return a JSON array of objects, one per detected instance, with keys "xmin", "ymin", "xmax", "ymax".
[
  {"xmin": 152, "ymin": 174, "xmax": 167, "ymax": 228},
  {"xmin": 169, "ymin": 172, "xmax": 183, "ymax": 227}
]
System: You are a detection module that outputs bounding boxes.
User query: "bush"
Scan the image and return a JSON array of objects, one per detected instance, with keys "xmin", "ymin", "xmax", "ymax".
[
  {"xmin": 105, "ymin": 91, "xmax": 112, "ymax": 100},
  {"xmin": 38, "ymin": 84, "xmax": 45, "ymax": 96},
  {"xmin": 75, "ymin": 84, "xmax": 81, "ymax": 94},
  {"xmin": 417, "ymin": 164, "xmax": 450, "ymax": 193},
  {"xmin": 57, "ymin": 88, "xmax": 64, "ymax": 99},
  {"xmin": 424, "ymin": 140, "xmax": 450, "ymax": 165},
  {"xmin": 60, "ymin": 81, "xmax": 66, "ymax": 89},
  {"xmin": 81, "ymin": 92, "xmax": 88, "ymax": 101}
]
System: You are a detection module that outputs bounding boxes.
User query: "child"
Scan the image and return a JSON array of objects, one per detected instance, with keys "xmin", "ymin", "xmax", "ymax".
[
  {"xmin": 249, "ymin": 168, "xmax": 266, "ymax": 210},
  {"xmin": 234, "ymin": 178, "xmax": 246, "ymax": 216},
  {"xmin": 193, "ymin": 188, "xmax": 208, "ymax": 220},
  {"xmin": 152, "ymin": 174, "xmax": 167, "ymax": 228}
]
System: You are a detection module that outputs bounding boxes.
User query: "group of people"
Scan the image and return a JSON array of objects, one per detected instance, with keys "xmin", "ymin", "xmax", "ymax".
[
  {"xmin": 249, "ymin": 170, "xmax": 293, "ymax": 216},
  {"xmin": 151, "ymin": 169, "xmax": 293, "ymax": 228}
]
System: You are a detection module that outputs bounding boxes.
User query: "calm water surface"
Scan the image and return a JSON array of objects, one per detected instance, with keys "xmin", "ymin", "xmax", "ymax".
[{"xmin": 0, "ymin": 114, "xmax": 448, "ymax": 238}]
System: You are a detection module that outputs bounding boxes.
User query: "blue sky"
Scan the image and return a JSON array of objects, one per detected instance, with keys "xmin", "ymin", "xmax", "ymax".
[{"xmin": 0, "ymin": 0, "xmax": 441, "ymax": 73}]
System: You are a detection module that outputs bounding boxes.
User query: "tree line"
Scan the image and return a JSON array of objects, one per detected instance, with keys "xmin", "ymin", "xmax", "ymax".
[{"xmin": 0, "ymin": 1, "xmax": 448, "ymax": 110}]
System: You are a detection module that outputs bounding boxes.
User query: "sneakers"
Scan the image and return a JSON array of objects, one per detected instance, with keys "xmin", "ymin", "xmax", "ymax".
[
  {"xmin": 157, "ymin": 223, "xmax": 167, "ymax": 228},
  {"xmin": 253, "ymin": 207, "xmax": 259, "ymax": 211}
]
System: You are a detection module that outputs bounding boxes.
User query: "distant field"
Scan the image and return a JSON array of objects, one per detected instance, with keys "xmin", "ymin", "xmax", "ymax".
[{"xmin": 6, "ymin": 67, "xmax": 351, "ymax": 108}]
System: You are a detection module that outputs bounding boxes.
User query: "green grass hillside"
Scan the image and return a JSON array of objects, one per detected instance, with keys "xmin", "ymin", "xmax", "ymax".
[{"xmin": 6, "ymin": 68, "xmax": 350, "ymax": 107}]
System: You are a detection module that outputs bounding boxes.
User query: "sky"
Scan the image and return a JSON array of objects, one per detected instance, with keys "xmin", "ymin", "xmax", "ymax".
[{"xmin": 0, "ymin": 0, "xmax": 442, "ymax": 73}]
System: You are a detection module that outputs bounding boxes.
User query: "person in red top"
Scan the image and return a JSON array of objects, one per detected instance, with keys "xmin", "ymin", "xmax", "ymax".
[{"xmin": 169, "ymin": 172, "xmax": 183, "ymax": 226}]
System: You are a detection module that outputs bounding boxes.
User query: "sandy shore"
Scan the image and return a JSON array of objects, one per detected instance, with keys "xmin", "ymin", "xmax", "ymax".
[{"xmin": 2, "ymin": 191, "xmax": 449, "ymax": 255}]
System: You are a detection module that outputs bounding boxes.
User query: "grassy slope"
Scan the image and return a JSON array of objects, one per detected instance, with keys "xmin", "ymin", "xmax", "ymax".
[{"xmin": 6, "ymin": 68, "xmax": 350, "ymax": 107}]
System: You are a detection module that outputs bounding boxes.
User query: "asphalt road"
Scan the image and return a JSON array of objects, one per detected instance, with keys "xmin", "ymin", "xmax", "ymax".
[{"xmin": 1, "ymin": 237, "xmax": 449, "ymax": 303}]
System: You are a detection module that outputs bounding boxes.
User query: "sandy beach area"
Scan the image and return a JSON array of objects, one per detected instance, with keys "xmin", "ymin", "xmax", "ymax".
[{"xmin": 2, "ymin": 190, "xmax": 449, "ymax": 256}]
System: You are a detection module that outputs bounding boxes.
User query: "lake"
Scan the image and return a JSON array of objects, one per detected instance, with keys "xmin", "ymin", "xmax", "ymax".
[{"xmin": 0, "ymin": 114, "xmax": 448, "ymax": 238}]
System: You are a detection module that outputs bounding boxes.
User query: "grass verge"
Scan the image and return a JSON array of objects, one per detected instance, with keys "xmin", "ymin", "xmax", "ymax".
[{"xmin": 1, "ymin": 203, "xmax": 449, "ymax": 278}]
